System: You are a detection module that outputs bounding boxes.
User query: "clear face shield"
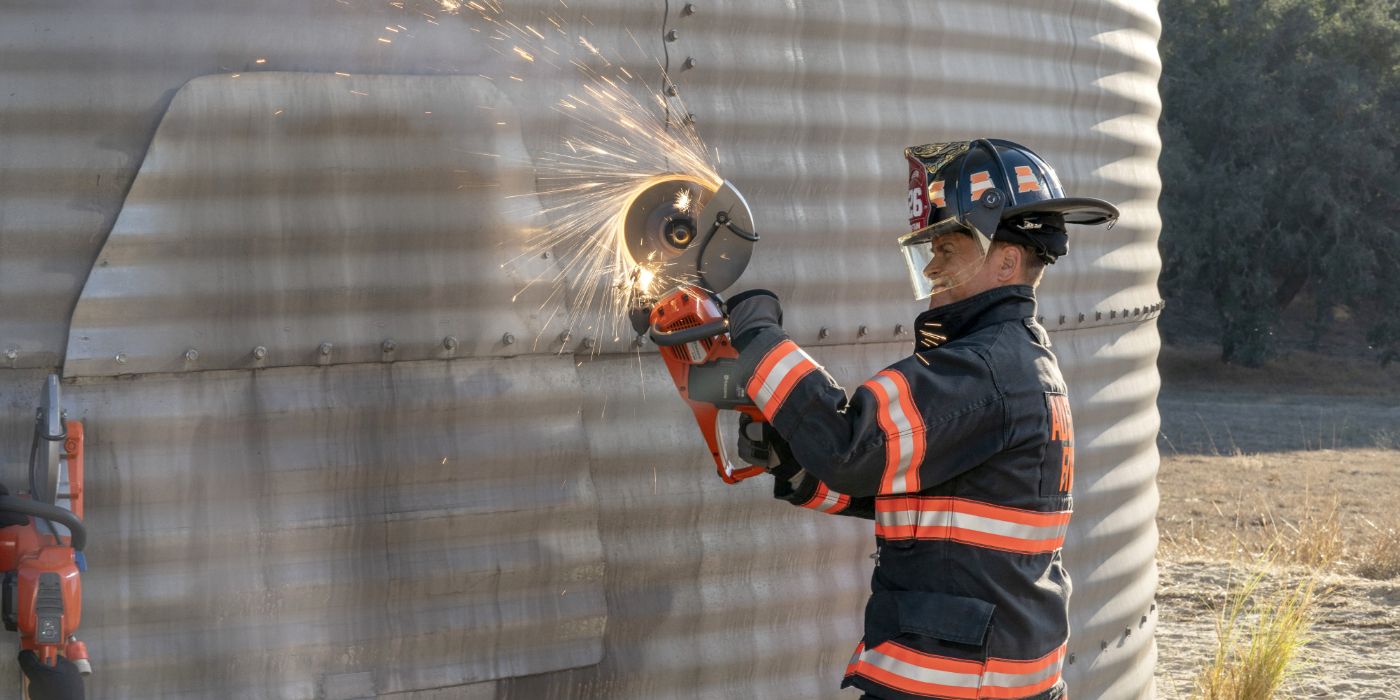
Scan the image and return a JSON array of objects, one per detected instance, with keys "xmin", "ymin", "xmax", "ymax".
[{"xmin": 897, "ymin": 224, "xmax": 992, "ymax": 300}]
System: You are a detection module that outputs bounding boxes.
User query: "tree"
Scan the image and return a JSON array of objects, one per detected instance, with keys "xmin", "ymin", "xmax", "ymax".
[{"xmin": 1158, "ymin": 0, "xmax": 1400, "ymax": 366}]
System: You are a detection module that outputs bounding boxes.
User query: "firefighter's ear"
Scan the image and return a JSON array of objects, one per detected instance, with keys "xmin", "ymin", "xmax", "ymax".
[{"xmin": 993, "ymin": 243, "xmax": 1022, "ymax": 284}]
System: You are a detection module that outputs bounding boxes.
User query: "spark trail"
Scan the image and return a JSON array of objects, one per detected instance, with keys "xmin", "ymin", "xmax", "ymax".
[{"xmin": 382, "ymin": 0, "xmax": 723, "ymax": 351}]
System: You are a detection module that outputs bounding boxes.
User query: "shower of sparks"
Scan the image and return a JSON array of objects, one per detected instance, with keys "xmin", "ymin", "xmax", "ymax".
[{"xmin": 392, "ymin": 0, "xmax": 723, "ymax": 350}]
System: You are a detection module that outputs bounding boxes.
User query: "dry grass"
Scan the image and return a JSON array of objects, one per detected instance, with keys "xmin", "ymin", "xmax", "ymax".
[
  {"xmin": 1356, "ymin": 520, "xmax": 1400, "ymax": 580},
  {"xmin": 1267, "ymin": 495, "xmax": 1345, "ymax": 571},
  {"xmin": 1192, "ymin": 564, "xmax": 1318, "ymax": 700}
]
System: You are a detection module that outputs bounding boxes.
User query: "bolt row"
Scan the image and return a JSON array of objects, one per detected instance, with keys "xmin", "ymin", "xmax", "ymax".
[{"xmin": 83, "ymin": 301, "xmax": 1168, "ymax": 369}]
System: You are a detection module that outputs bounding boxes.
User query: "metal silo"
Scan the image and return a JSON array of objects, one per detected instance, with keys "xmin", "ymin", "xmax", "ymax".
[{"xmin": 0, "ymin": 1, "xmax": 1162, "ymax": 698}]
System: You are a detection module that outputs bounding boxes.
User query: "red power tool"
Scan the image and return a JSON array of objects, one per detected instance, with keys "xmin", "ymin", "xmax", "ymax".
[
  {"xmin": 624, "ymin": 179, "xmax": 764, "ymax": 483},
  {"xmin": 1, "ymin": 375, "xmax": 91, "ymax": 697}
]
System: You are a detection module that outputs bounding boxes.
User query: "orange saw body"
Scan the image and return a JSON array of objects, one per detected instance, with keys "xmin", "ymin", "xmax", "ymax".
[
  {"xmin": 648, "ymin": 285, "xmax": 767, "ymax": 484},
  {"xmin": 1, "ymin": 375, "xmax": 92, "ymax": 696}
]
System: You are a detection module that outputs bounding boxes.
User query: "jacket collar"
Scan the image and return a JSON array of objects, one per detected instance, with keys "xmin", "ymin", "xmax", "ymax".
[{"xmin": 914, "ymin": 285, "xmax": 1037, "ymax": 350}]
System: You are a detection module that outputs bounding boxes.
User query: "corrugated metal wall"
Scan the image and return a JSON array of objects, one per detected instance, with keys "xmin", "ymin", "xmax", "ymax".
[{"xmin": 0, "ymin": 0, "xmax": 1162, "ymax": 697}]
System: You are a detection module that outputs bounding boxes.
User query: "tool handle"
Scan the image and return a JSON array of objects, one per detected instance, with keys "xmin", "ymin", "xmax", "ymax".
[
  {"xmin": 649, "ymin": 319, "xmax": 728, "ymax": 347},
  {"xmin": 0, "ymin": 497, "xmax": 85, "ymax": 551}
]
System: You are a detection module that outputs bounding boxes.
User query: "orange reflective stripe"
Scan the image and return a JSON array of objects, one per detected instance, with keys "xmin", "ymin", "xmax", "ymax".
[
  {"xmin": 1014, "ymin": 165, "xmax": 1041, "ymax": 193},
  {"xmin": 845, "ymin": 641, "xmax": 1067, "ymax": 700},
  {"xmin": 864, "ymin": 370, "xmax": 925, "ymax": 495},
  {"xmin": 746, "ymin": 341, "xmax": 818, "ymax": 421},
  {"xmin": 875, "ymin": 498, "xmax": 1071, "ymax": 554},
  {"xmin": 847, "ymin": 642, "xmax": 982, "ymax": 699},
  {"xmin": 980, "ymin": 644, "xmax": 1067, "ymax": 698},
  {"xmin": 800, "ymin": 481, "xmax": 850, "ymax": 514}
]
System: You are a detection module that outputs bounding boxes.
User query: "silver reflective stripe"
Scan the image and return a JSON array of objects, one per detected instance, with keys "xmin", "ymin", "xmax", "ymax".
[
  {"xmin": 871, "ymin": 373, "xmax": 916, "ymax": 493},
  {"xmin": 752, "ymin": 344, "xmax": 809, "ymax": 415},
  {"xmin": 981, "ymin": 654, "xmax": 1064, "ymax": 690},
  {"xmin": 859, "ymin": 646, "xmax": 981, "ymax": 689},
  {"xmin": 812, "ymin": 487, "xmax": 843, "ymax": 512},
  {"xmin": 875, "ymin": 508, "xmax": 1067, "ymax": 542}
]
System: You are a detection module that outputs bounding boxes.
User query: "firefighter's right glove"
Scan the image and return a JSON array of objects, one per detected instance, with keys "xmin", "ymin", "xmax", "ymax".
[
  {"xmin": 725, "ymin": 289, "xmax": 783, "ymax": 352},
  {"xmin": 18, "ymin": 651, "xmax": 85, "ymax": 700},
  {"xmin": 0, "ymin": 483, "xmax": 30, "ymax": 529}
]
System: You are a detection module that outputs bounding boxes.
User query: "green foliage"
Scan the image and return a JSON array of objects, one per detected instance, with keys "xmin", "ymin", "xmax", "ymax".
[{"xmin": 1159, "ymin": 0, "xmax": 1400, "ymax": 366}]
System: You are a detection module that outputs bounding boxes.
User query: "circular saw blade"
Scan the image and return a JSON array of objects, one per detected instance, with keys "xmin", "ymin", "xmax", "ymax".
[{"xmin": 688, "ymin": 179, "xmax": 755, "ymax": 294}]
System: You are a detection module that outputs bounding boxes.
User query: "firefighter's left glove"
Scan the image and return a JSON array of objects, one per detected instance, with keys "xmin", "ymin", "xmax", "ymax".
[
  {"xmin": 18, "ymin": 650, "xmax": 85, "ymax": 700},
  {"xmin": 736, "ymin": 414, "xmax": 801, "ymax": 482},
  {"xmin": 0, "ymin": 483, "xmax": 30, "ymax": 529},
  {"xmin": 725, "ymin": 289, "xmax": 783, "ymax": 352}
]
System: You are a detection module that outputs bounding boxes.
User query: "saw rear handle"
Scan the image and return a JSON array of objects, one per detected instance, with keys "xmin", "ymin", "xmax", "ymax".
[{"xmin": 646, "ymin": 285, "xmax": 768, "ymax": 484}]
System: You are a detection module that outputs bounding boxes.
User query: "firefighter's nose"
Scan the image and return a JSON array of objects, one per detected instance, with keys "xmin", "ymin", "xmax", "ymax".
[{"xmin": 923, "ymin": 257, "xmax": 939, "ymax": 280}]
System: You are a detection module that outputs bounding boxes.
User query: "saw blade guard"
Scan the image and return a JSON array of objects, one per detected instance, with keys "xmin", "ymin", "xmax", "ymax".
[{"xmin": 621, "ymin": 177, "xmax": 755, "ymax": 296}]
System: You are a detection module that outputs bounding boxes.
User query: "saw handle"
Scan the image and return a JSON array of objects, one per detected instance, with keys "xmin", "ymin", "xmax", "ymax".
[
  {"xmin": 0, "ymin": 497, "xmax": 85, "ymax": 551},
  {"xmin": 649, "ymin": 319, "xmax": 728, "ymax": 347}
]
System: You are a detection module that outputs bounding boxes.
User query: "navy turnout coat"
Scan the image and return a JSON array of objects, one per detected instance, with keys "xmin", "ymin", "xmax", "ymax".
[{"xmin": 736, "ymin": 285, "xmax": 1075, "ymax": 700}]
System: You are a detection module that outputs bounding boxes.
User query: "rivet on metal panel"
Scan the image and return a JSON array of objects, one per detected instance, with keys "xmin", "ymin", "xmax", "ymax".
[
  {"xmin": 632, "ymin": 336, "xmax": 646, "ymax": 348},
  {"xmin": 319, "ymin": 342, "xmax": 334, "ymax": 357},
  {"xmin": 443, "ymin": 336, "xmax": 459, "ymax": 351},
  {"xmin": 1141, "ymin": 615, "xmax": 1148, "ymax": 626},
  {"xmin": 541, "ymin": 251, "xmax": 550, "ymax": 259},
  {"xmin": 1100, "ymin": 640, "xmax": 1109, "ymax": 651},
  {"xmin": 558, "ymin": 330, "xmax": 572, "ymax": 345},
  {"xmin": 184, "ymin": 348, "xmax": 199, "ymax": 363},
  {"xmin": 665, "ymin": 84, "xmax": 678, "ymax": 97},
  {"xmin": 1151, "ymin": 602, "xmax": 1157, "ymax": 612},
  {"xmin": 1079, "ymin": 313, "xmax": 1085, "ymax": 323},
  {"xmin": 683, "ymin": 57, "xmax": 697, "ymax": 70},
  {"xmin": 252, "ymin": 346, "xmax": 268, "ymax": 360},
  {"xmin": 666, "ymin": 29, "xmax": 679, "ymax": 41},
  {"xmin": 581, "ymin": 337, "xmax": 596, "ymax": 350},
  {"xmin": 684, "ymin": 112, "xmax": 697, "ymax": 125},
  {"xmin": 1067, "ymin": 653, "xmax": 1075, "ymax": 665},
  {"xmin": 1037, "ymin": 316, "xmax": 1045, "ymax": 324},
  {"xmin": 1123, "ymin": 627, "xmax": 1132, "ymax": 637},
  {"xmin": 1110, "ymin": 310, "xmax": 1117, "ymax": 319},
  {"xmin": 1122, "ymin": 308, "xmax": 1129, "ymax": 318},
  {"xmin": 894, "ymin": 324, "xmax": 905, "ymax": 336},
  {"xmin": 1058, "ymin": 315, "xmax": 1065, "ymax": 325},
  {"xmin": 819, "ymin": 327, "xmax": 830, "ymax": 340},
  {"xmin": 857, "ymin": 325, "xmax": 868, "ymax": 338},
  {"xmin": 381, "ymin": 339, "xmax": 397, "ymax": 354},
  {"xmin": 4, "ymin": 348, "xmax": 16, "ymax": 361},
  {"xmin": 115, "ymin": 352, "xmax": 129, "ymax": 364},
  {"xmin": 502, "ymin": 333, "xmax": 516, "ymax": 346},
  {"xmin": 682, "ymin": 2, "xmax": 696, "ymax": 15},
  {"xmin": 1096, "ymin": 311, "xmax": 1103, "ymax": 321}
]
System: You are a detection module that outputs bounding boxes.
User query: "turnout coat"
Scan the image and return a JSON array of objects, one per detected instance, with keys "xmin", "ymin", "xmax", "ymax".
[{"xmin": 736, "ymin": 285, "xmax": 1074, "ymax": 700}]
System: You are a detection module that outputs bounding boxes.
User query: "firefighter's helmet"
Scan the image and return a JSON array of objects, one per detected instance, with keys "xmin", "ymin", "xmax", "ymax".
[{"xmin": 898, "ymin": 139, "xmax": 1119, "ymax": 299}]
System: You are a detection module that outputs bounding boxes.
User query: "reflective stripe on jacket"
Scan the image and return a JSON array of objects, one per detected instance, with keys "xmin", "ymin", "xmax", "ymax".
[{"xmin": 739, "ymin": 285, "xmax": 1073, "ymax": 700}]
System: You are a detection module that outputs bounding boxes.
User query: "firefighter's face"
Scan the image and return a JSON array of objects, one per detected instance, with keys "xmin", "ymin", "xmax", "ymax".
[{"xmin": 922, "ymin": 232, "xmax": 986, "ymax": 308}]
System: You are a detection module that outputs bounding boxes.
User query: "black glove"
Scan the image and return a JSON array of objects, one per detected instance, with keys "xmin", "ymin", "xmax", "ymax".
[
  {"xmin": 0, "ymin": 483, "xmax": 30, "ymax": 529},
  {"xmin": 18, "ymin": 651, "xmax": 85, "ymax": 700},
  {"xmin": 725, "ymin": 289, "xmax": 783, "ymax": 351},
  {"xmin": 736, "ymin": 413, "xmax": 771, "ymax": 467},
  {"xmin": 736, "ymin": 414, "xmax": 801, "ymax": 482}
]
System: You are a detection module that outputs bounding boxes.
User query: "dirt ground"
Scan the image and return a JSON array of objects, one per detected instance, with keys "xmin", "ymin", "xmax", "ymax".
[{"xmin": 1153, "ymin": 346, "xmax": 1400, "ymax": 697}]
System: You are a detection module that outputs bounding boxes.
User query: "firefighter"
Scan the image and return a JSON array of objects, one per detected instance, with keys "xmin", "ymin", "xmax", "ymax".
[
  {"xmin": 728, "ymin": 139, "xmax": 1117, "ymax": 700},
  {"xmin": 0, "ymin": 484, "xmax": 85, "ymax": 700}
]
